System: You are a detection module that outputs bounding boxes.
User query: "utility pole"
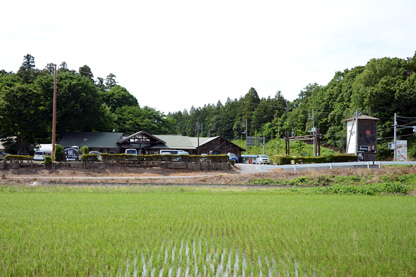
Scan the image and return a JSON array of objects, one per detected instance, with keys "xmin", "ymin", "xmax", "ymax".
[
  {"xmin": 242, "ymin": 118, "xmax": 248, "ymax": 152},
  {"xmin": 309, "ymin": 109, "xmax": 316, "ymax": 156},
  {"xmin": 355, "ymin": 109, "xmax": 359, "ymax": 156},
  {"xmin": 52, "ymin": 64, "xmax": 57, "ymax": 161},
  {"xmin": 196, "ymin": 122, "xmax": 200, "ymax": 155},
  {"xmin": 393, "ymin": 113, "xmax": 397, "ymax": 161}
]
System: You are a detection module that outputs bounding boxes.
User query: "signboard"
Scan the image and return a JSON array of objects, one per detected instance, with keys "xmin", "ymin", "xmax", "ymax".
[
  {"xmin": 396, "ymin": 140, "xmax": 407, "ymax": 161},
  {"xmin": 246, "ymin": 137, "xmax": 264, "ymax": 146},
  {"xmin": 357, "ymin": 122, "xmax": 377, "ymax": 153},
  {"xmin": 346, "ymin": 121, "xmax": 357, "ymax": 154},
  {"xmin": 64, "ymin": 147, "xmax": 79, "ymax": 161}
]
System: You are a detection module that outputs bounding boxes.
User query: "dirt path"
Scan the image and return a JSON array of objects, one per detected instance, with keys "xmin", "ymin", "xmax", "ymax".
[{"xmin": 2, "ymin": 164, "xmax": 416, "ymax": 186}]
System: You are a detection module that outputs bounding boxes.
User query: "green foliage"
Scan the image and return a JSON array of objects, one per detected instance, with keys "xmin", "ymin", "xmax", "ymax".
[
  {"xmin": 54, "ymin": 144, "xmax": 64, "ymax": 161},
  {"xmin": 313, "ymin": 182, "xmax": 409, "ymax": 195},
  {"xmin": 80, "ymin": 154, "xmax": 98, "ymax": 162},
  {"xmin": 115, "ymin": 106, "xmax": 175, "ymax": 134},
  {"xmin": 2, "ymin": 52, "xmax": 416, "ymax": 160},
  {"xmin": 100, "ymin": 85, "xmax": 138, "ymax": 112},
  {"xmin": 0, "ymin": 55, "xmax": 172, "ymax": 153},
  {"xmin": 98, "ymin": 154, "xmax": 230, "ymax": 163},
  {"xmin": 0, "ymin": 82, "xmax": 49, "ymax": 154},
  {"xmin": 250, "ymin": 173, "xmax": 415, "ymax": 195},
  {"xmin": 272, "ymin": 155, "xmax": 292, "ymax": 165},
  {"xmin": 79, "ymin": 146, "xmax": 89, "ymax": 155},
  {"xmin": 4, "ymin": 155, "xmax": 32, "ymax": 160},
  {"xmin": 44, "ymin": 156, "xmax": 52, "ymax": 164},
  {"xmin": 271, "ymin": 154, "xmax": 357, "ymax": 165}
]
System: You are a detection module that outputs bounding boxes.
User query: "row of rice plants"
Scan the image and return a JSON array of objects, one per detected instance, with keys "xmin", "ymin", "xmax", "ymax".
[{"xmin": 0, "ymin": 186, "xmax": 415, "ymax": 275}]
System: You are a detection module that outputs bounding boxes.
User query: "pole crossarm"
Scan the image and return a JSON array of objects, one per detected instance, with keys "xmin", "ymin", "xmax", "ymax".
[{"xmin": 284, "ymin": 135, "xmax": 322, "ymax": 141}]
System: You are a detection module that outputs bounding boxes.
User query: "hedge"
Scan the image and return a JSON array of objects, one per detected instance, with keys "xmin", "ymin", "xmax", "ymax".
[
  {"xmin": 272, "ymin": 154, "xmax": 358, "ymax": 165},
  {"xmin": 80, "ymin": 154, "xmax": 99, "ymax": 162},
  {"xmin": 4, "ymin": 155, "xmax": 32, "ymax": 161},
  {"xmin": 91, "ymin": 154, "xmax": 230, "ymax": 163}
]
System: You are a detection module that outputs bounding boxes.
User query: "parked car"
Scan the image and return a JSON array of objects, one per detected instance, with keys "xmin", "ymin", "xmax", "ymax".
[
  {"xmin": 89, "ymin": 151, "xmax": 102, "ymax": 161},
  {"xmin": 125, "ymin": 149, "xmax": 138, "ymax": 155},
  {"xmin": 0, "ymin": 152, "xmax": 10, "ymax": 160},
  {"xmin": 227, "ymin": 153, "xmax": 239, "ymax": 163},
  {"xmin": 160, "ymin": 150, "xmax": 189, "ymax": 155},
  {"xmin": 241, "ymin": 155, "xmax": 257, "ymax": 164},
  {"xmin": 160, "ymin": 150, "xmax": 189, "ymax": 161},
  {"xmin": 33, "ymin": 151, "xmax": 46, "ymax": 161},
  {"xmin": 256, "ymin": 154, "xmax": 270, "ymax": 164}
]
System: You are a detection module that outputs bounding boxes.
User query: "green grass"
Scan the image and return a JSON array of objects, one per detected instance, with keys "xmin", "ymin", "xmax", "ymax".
[
  {"xmin": 1, "ymin": 185, "xmax": 415, "ymax": 275},
  {"xmin": 249, "ymin": 173, "xmax": 416, "ymax": 195}
]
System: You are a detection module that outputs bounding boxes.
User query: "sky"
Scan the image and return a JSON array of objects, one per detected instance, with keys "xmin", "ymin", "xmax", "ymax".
[{"xmin": 1, "ymin": 0, "xmax": 416, "ymax": 114}]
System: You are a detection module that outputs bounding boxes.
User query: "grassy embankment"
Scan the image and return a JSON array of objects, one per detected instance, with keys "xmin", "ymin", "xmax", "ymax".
[{"xmin": 1, "ymin": 184, "xmax": 415, "ymax": 276}]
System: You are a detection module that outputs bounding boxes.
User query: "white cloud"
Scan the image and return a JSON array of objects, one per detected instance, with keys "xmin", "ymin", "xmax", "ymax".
[{"xmin": 1, "ymin": 0, "xmax": 416, "ymax": 113}]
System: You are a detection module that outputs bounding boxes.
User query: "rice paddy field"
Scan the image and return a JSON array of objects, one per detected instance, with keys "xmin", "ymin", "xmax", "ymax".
[{"xmin": 1, "ymin": 185, "xmax": 415, "ymax": 276}]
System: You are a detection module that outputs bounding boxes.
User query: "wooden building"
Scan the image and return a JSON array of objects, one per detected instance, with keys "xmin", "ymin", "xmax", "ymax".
[{"xmin": 59, "ymin": 130, "xmax": 245, "ymax": 157}]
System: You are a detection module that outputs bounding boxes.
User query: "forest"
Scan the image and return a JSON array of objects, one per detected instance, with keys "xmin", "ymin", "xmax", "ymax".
[
  {"xmin": 169, "ymin": 52, "xmax": 416, "ymax": 158},
  {"xmin": 1, "ymin": 52, "xmax": 416, "ymax": 157}
]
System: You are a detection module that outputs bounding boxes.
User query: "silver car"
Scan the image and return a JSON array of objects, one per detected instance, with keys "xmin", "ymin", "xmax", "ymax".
[{"xmin": 256, "ymin": 154, "xmax": 270, "ymax": 164}]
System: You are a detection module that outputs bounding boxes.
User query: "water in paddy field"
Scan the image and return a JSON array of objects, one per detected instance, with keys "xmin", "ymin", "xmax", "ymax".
[{"xmin": 108, "ymin": 239, "xmax": 306, "ymax": 276}]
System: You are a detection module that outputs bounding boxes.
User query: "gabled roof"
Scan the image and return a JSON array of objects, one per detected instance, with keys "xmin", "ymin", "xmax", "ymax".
[
  {"xmin": 152, "ymin": 135, "xmax": 200, "ymax": 149},
  {"xmin": 118, "ymin": 130, "xmax": 166, "ymax": 144},
  {"xmin": 59, "ymin": 132, "xmax": 124, "ymax": 149},
  {"xmin": 151, "ymin": 135, "xmax": 244, "ymax": 151},
  {"xmin": 344, "ymin": 114, "xmax": 380, "ymax": 122}
]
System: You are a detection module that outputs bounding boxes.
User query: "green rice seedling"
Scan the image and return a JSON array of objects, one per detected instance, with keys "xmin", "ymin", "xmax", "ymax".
[{"xmin": 1, "ymin": 186, "xmax": 416, "ymax": 275}]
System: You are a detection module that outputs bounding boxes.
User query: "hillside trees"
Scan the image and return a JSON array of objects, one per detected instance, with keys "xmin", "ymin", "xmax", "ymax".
[{"xmin": 0, "ymin": 54, "xmax": 174, "ymax": 153}]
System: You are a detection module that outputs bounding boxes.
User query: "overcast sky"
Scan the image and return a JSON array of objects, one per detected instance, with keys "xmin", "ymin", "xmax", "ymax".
[{"xmin": 1, "ymin": 0, "xmax": 416, "ymax": 114}]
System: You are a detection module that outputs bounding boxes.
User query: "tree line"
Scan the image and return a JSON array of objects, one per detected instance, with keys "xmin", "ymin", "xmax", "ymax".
[
  {"xmin": 169, "ymin": 52, "xmax": 416, "ymax": 157},
  {"xmin": 2, "ymin": 52, "xmax": 416, "ymax": 156},
  {"xmin": 0, "ymin": 54, "xmax": 175, "ymax": 154}
]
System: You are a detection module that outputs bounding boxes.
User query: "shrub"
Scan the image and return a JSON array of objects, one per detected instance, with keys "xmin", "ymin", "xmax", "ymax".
[
  {"xmin": 79, "ymin": 146, "xmax": 89, "ymax": 155},
  {"xmin": 44, "ymin": 156, "xmax": 52, "ymax": 164},
  {"xmin": 54, "ymin": 144, "xmax": 64, "ymax": 161},
  {"xmin": 332, "ymin": 154, "xmax": 358, "ymax": 162}
]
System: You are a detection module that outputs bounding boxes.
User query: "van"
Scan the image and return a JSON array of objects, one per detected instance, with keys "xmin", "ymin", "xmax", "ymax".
[
  {"xmin": 241, "ymin": 154, "xmax": 257, "ymax": 164},
  {"xmin": 160, "ymin": 150, "xmax": 189, "ymax": 155},
  {"xmin": 125, "ymin": 149, "xmax": 137, "ymax": 155}
]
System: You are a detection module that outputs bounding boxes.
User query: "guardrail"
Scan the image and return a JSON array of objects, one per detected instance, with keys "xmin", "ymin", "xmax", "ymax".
[{"xmin": 258, "ymin": 161, "xmax": 416, "ymax": 172}]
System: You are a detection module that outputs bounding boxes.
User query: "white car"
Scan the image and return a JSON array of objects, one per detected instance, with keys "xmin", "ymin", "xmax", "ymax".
[
  {"xmin": 89, "ymin": 151, "xmax": 102, "ymax": 161},
  {"xmin": 125, "ymin": 149, "xmax": 138, "ymax": 155},
  {"xmin": 256, "ymin": 154, "xmax": 270, "ymax": 164},
  {"xmin": 34, "ymin": 151, "xmax": 46, "ymax": 161}
]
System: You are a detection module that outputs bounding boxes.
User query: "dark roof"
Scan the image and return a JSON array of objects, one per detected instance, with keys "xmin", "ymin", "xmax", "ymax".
[{"xmin": 59, "ymin": 132, "xmax": 124, "ymax": 149}]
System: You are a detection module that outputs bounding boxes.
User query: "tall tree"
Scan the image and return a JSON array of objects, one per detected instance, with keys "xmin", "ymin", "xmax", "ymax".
[
  {"xmin": 17, "ymin": 54, "xmax": 39, "ymax": 84},
  {"xmin": 101, "ymin": 85, "xmax": 139, "ymax": 112},
  {"xmin": 79, "ymin": 65, "xmax": 94, "ymax": 81},
  {"xmin": 36, "ymin": 71, "xmax": 111, "ymax": 137},
  {"xmin": 105, "ymin": 73, "xmax": 117, "ymax": 90},
  {"xmin": 0, "ymin": 83, "xmax": 48, "ymax": 154}
]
